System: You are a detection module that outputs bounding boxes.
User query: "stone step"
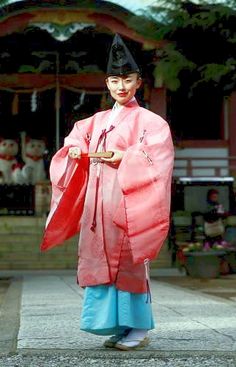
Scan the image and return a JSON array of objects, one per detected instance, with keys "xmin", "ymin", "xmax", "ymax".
[
  {"xmin": 0, "ymin": 228, "xmax": 44, "ymax": 234},
  {"xmin": 0, "ymin": 216, "xmax": 172, "ymax": 269}
]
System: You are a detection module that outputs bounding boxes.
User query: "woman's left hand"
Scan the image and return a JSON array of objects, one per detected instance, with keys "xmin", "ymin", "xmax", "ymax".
[{"xmin": 101, "ymin": 150, "xmax": 124, "ymax": 166}]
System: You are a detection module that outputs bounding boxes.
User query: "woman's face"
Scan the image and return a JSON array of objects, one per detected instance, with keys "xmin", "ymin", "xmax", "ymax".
[
  {"xmin": 209, "ymin": 193, "xmax": 219, "ymax": 202},
  {"xmin": 106, "ymin": 73, "xmax": 142, "ymax": 105}
]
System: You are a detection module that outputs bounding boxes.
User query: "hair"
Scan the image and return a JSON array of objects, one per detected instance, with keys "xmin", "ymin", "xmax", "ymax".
[
  {"xmin": 106, "ymin": 72, "xmax": 142, "ymax": 80},
  {"xmin": 207, "ymin": 189, "xmax": 219, "ymax": 201}
]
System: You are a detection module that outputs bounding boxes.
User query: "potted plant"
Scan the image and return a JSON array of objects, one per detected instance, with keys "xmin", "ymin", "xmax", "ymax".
[{"xmin": 181, "ymin": 242, "xmax": 226, "ymax": 279}]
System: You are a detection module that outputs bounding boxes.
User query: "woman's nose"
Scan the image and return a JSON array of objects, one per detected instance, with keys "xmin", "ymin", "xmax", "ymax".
[{"xmin": 117, "ymin": 80, "xmax": 125, "ymax": 89}]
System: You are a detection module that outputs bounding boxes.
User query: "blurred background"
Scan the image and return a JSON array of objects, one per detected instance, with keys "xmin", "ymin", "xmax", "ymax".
[{"xmin": 0, "ymin": 0, "xmax": 235, "ymax": 275}]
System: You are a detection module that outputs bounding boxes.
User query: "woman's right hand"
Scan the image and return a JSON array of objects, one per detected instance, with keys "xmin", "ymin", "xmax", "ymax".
[{"xmin": 68, "ymin": 147, "xmax": 81, "ymax": 159}]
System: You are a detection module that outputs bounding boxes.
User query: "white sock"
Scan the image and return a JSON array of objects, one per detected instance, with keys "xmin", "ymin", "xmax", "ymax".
[{"xmin": 120, "ymin": 328, "xmax": 148, "ymax": 345}]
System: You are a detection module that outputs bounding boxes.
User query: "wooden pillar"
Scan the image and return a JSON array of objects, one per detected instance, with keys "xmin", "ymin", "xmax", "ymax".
[
  {"xmin": 150, "ymin": 87, "xmax": 167, "ymax": 119},
  {"xmin": 228, "ymin": 91, "xmax": 236, "ymax": 176}
]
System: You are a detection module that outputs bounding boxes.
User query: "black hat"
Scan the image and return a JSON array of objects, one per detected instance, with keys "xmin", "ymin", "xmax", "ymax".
[{"xmin": 106, "ymin": 34, "xmax": 140, "ymax": 76}]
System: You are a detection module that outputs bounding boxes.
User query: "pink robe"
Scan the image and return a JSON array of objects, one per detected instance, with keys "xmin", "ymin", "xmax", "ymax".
[{"xmin": 41, "ymin": 99, "xmax": 174, "ymax": 293}]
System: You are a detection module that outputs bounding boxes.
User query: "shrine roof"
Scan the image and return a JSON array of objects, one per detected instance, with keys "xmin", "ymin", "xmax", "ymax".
[{"xmin": 0, "ymin": 0, "xmax": 162, "ymax": 49}]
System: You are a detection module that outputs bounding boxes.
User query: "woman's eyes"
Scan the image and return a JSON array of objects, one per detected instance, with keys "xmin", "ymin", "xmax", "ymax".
[{"xmin": 111, "ymin": 79, "xmax": 132, "ymax": 83}]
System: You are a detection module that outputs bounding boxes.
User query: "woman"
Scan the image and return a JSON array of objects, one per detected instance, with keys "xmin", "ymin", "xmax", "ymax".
[
  {"xmin": 41, "ymin": 34, "xmax": 174, "ymax": 350},
  {"xmin": 204, "ymin": 189, "xmax": 227, "ymax": 248}
]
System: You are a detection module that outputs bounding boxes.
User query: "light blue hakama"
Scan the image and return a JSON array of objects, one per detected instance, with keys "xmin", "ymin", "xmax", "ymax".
[{"xmin": 80, "ymin": 285, "xmax": 155, "ymax": 335}]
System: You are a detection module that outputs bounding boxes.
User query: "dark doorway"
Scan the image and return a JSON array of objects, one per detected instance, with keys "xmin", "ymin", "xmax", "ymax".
[{"xmin": 167, "ymin": 85, "xmax": 223, "ymax": 141}]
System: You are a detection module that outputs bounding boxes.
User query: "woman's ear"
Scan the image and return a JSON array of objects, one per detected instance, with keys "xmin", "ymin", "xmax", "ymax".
[
  {"xmin": 137, "ymin": 78, "xmax": 142, "ymax": 89},
  {"xmin": 105, "ymin": 78, "xmax": 110, "ymax": 91}
]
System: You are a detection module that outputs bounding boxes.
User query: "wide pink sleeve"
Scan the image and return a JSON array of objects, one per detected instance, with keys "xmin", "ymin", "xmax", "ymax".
[
  {"xmin": 50, "ymin": 118, "xmax": 90, "ymax": 189},
  {"xmin": 41, "ymin": 158, "xmax": 89, "ymax": 251},
  {"xmin": 115, "ymin": 119, "xmax": 174, "ymax": 264},
  {"xmin": 44, "ymin": 117, "xmax": 92, "ymax": 231},
  {"xmin": 40, "ymin": 117, "xmax": 92, "ymax": 251}
]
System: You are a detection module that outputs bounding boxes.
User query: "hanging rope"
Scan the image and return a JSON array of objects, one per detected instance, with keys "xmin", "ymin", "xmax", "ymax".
[
  {"xmin": 0, "ymin": 84, "xmax": 55, "ymax": 94},
  {"xmin": 31, "ymin": 90, "xmax": 38, "ymax": 112},
  {"xmin": 0, "ymin": 84, "xmax": 108, "ymax": 95}
]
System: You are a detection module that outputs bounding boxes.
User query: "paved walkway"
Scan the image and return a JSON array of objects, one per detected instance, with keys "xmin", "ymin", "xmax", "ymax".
[{"xmin": 1, "ymin": 273, "xmax": 236, "ymax": 366}]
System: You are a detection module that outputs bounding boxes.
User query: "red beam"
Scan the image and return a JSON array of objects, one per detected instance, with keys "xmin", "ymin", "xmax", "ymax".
[{"xmin": 0, "ymin": 73, "xmax": 106, "ymax": 90}]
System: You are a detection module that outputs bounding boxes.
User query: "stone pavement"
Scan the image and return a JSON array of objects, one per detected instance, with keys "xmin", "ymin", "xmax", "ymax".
[
  {"xmin": 154, "ymin": 273, "xmax": 236, "ymax": 302},
  {"xmin": 0, "ymin": 271, "xmax": 236, "ymax": 366}
]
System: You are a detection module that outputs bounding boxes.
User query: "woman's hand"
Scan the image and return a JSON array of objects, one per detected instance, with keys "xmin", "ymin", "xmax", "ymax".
[
  {"xmin": 101, "ymin": 150, "xmax": 124, "ymax": 166},
  {"xmin": 68, "ymin": 147, "xmax": 81, "ymax": 159}
]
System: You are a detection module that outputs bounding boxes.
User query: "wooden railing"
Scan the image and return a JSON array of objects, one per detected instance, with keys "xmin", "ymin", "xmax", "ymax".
[{"xmin": 174, "ymin": 156, "xmax": 236, "ymax": 177}]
